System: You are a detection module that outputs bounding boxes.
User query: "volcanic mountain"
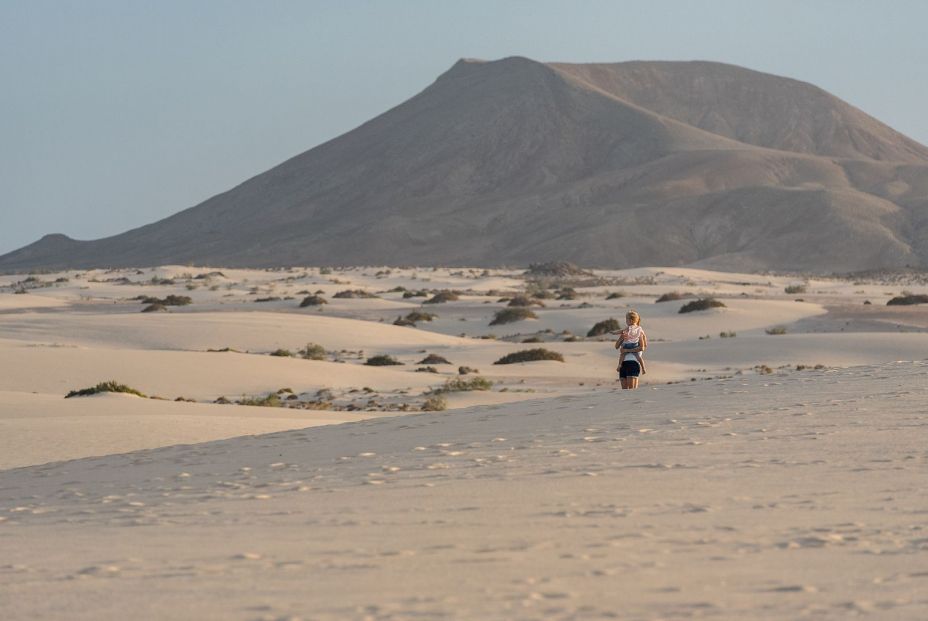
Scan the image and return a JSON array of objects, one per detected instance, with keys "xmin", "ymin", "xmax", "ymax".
[{"xmin": 4, "ymin": 57, "xmax": 928, "ymax": 273}]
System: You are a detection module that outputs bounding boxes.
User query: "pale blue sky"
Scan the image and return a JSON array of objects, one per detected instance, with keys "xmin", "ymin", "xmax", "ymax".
[{"xmin": 2, "ymin": 0, "xmax": 926, "ymax": 254}]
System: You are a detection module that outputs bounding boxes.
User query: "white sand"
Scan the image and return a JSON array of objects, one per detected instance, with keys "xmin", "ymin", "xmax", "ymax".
[{"xmin": 1, "ymin": 265, "xmax": 926, "ymax": 618}]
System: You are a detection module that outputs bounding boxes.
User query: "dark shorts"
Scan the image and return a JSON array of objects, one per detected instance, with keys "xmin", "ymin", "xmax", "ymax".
[{"xmin": 619, "ymin": 360, "xmax": 641, "ymax": 378}]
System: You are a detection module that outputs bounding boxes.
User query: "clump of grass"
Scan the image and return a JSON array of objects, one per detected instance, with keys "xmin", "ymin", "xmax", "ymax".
[
  {"xmin": 333, "ymin": 289, "xmax": 378, "ymax": 299},
  {"xmin": 405, "ymin": 311, "xmax": 437, "ymax": 322},
  {"xmin": 423, "ymin": 290, "xmax": 459, "ymax": 304},
  {"xmin": 393, "ymin": 316, "xmax": 415, "ymax": 327},
  {"xmin": 141, "ymin": 303, "xmax": 167, "ymax": 313},
  {"xmin": 490, "ymin": 307, "xmax": 538, "ymax": 325},
  {"xmin": 254, "ymin": 296, "xmax": 281, "ymax": 303},
  {"xmin": 433, "ymin": 376, "xmax": 493, "ymax": 393},
  {"xmin": 587, "ymin": 318, "xmax": 621, "ymax": 337},
  {"xmin": 300, "ymin": 343, "xmax": 326, "ymax": 360},
  {"xmin": 507, "ymin": 295, "xmax": 544, "ymax": 307},
  {"xmin": 421, "ymin": 394, "xmax": 447, "ymax": 411},
  {"xmin": 140, "ymin": 294, "xmax": 192, "ymax": 306},
  {"xmin": 458, "ymin": 366, "xmax": 479, "ymax": 375},
  {"xmin": 605, "ymin": 291, "xmax": 625, "ymax": 300},
  {"xmin": 418, "ymin": 353, "xmax": 451, "ymax": 365},
  {"xmin": 270, "ymin": 348, "xmax": 295, "ymax": 357},
  {"xmin": 299, "ymin": 295, "xmax": 327, "ymax": 307},
  {"xmin": 402, "ymin": 290, "xmax": 429, "ymax": 298},
  {"xmin": 784, "ymin": 284, "xmax": 807, "ymax": 294},
  {"xmin": 66, "ymin": 381, "xmax": 146, "ymax": 399},
  {"xmin": 765, "ymin": 326, "xmax": 787, "ymax": 335},
  {"xmin": 365, "ymin": 354, "xmax": 403, "ymax": 366},
  {"xmin": 754, "ymin": 364, "xmax": 774, "ymax": 375},
  {"xmin": 207, "ymin": 346, "xmax": 241, "ymax": 353},
  {"xmin": 237, "ymin": 393, "xmax": 282, "ymax": 407},
  {"xmin": 494, "ymin": 348, "xmax": 565, "ymax": 365},
  {"xmin": 720, "ymin": 331, "xmax": 737, "ymax": 338},
  {"xmin": 415, "ymin": 366, "xmax": 439, "ymax": 373},
  {"xmin": 555, "ymin": 288, "xmax": 577, "ymax": 300},
  {"xmin": 521, "ymin": 336, "xmax": 543, "ymax": 343},
  {"xmin": 887, "ymin": 293, "xmax": 928, "ymax": 306},
  {"xmin": 656, "ymin": 291, "xmax": 690, "ymax": 303},
  {"xmin": 679, "ymin": 298, "xmax": 726, "ymax": 313}
]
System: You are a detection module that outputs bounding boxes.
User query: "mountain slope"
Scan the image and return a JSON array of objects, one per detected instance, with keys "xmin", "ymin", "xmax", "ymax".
[{"xmin": 2, "ymin": 57, "xmax": 927, "ymax": 273}]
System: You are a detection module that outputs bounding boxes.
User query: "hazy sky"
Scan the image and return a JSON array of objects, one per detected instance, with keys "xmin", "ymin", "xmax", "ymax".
[{"xmin": 2, "ymin": 0, "xmax": 926, "ymax": 254}]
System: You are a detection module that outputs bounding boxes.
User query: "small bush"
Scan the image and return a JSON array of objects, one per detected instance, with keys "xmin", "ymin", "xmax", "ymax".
[
  {"xmin": 720, "ymin": 331, "xmax": 737, "ymax": 338},
  {"xmin": 333, "ymin": 289, "xmax": 377, "ymax": 299},
  {"xmin": 365, "ymin": 354, "xmax": 403, "ymax": 366},
  {"xmin": 490, "ymin": 307, "xmax": 538, "ymax": 325},
  {"xmin": 418, "ymin": 354, "xmax": 451, "ymax": 365},
  {"xmin": 393, "ymin": 316, "xmax": 416, "ymax": 327},
  {"xmin": 494, "ymin": 348, "xmax": 565, "ymax": 365},
  {"xmin": 299, "ymin": 295, "xmax": 327, "ymax": 307},
  {"xmin": 587, "ymin": 318, "xmax": 621, "ymax": 337},
  {"xmin": 66, "ymin": 381, "xmax": 146, "ymax": 399},
  {"xmin": 141, "ymin": 303, "xmax": 167, "ymax": 313},
  {"xmin": 605, "ymin": 291, "xmax": 625, "ymax": 300},
  {"xmin": 403, "ymin": 290, "xmax": 428, "ymax": 298},
  {"xmin": 405, "ymin": 311, "xmax": 437, "ymax": 322},
  {"xmin": 755, "ymin": 365, "xmax": 774, "ymax": 375},
  {"xmin": 521, "ymin": 336, "xmax": 543, "ymax": 343},
  {"xmin": 458, "ymin": 366, "xmax": 479, "ymax": 375},
  {"xmin": 679, "ymin": 298, "xmax": 726, "ymax": 313},
  {"xmin": 421, "ymin": 395, "xmax": 447, "ymax": 411},
  {"xmin": 237, "ymin": 393, "xmax": 282, "ymax": 407},
  {"xmin": 162, "ymin": 294, "xmax": 192, "ymax": 306},
  {"xmin": 270, "ymin": 349, "xmax": 295, "ymax": 357},
  {"xmin": 784, "ymin": 284, "xmax": 807, "ymax": 294},
  {"xmin": 423, "ymin": 290, "xmax": 459, "ymax": 304},
  {"xmin": 300, "ymin": 343, "xmax": 326, "ymax": 360},
  {"xmin": 254, "ymin": 296, "xmax": 281, "ymax": 303},
  {"xmin": 656, "ymin": 291, "xmax": 690, "ymax": 303},
  {"xmin": 887, "ymin": 294, "xmax": 928, "ymax": 306},
  {"xmin": 507, "ymin": 295, "xmax": 544, "ymax": 307},
  {"xmin": 415, "ymin": 366, "xmax": 439, "ymax": 373},
  {"xmin": 765, "ymin": 326, "xmax": 787, "ymax": 335},
  {"xmin": 556, "ymin": 288, "xmax": 577, "ymax": 300},
  {"xmin": 435, "ymin": 376, "xmax": 493, "ymax": 393}
]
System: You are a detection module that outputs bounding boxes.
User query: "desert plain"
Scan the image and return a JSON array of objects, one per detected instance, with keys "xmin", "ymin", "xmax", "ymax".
[{"xmin": 1, "ymin": 264, "xmax": 927, "ymax": 620}]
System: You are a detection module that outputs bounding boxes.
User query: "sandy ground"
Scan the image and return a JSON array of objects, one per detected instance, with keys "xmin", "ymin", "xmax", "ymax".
[
  {"xmin": 1, "ymin": 265, "xmax": 926, "ymax": 618},
  {"xmin": 1, "ymin": 361, "xmax": 926, "ymax": 620}
]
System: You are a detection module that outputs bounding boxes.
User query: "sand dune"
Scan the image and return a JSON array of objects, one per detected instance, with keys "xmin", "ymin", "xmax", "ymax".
[{"xmin": 2, "ymin": 362, "xmax": 926, "ymax": 619}]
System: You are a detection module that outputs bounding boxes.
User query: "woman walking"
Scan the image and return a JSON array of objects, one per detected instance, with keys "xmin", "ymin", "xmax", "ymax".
[{"xmin": 614, "ymin": 310, "xmax": 647, "ymax": 390}]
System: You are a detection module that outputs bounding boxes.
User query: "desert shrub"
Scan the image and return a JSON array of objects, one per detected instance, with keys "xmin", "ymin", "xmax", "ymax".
[
  {"xmin": 494, "ymin": 348, "xmax": 565, "ymax": 365},
  {"xmin": 141, "ymin": 303, "xmax": 167, "ymax": 313},
  {"xmin": 270, "ymin": 349, "xmax": 295, "ymax": 357},
  {"xmin": 605, "ymin": 291, "xmax": 625, "ymax": 300},
  {"xmin": 237, "ymin": 393, "xmax": 282, "ymax": 407},
  {"xmin": 405, "ymin": 311, "xmax": 437, "ymax": 322},
  {"xmin": 587, "ymin": 318, "xmax": 621, "ymax": 337},
  {"xmin": 421, "ymin": 395, "xmax": 447, "ymax": 411},
  {"xmin": 784, "ymin": 284, "xmax": 807, "ymax": 294},
  {"xmin": 254, "ymin": 296, "xmax": 281, "ymax": 303},
  {"xmin": 556, "ymin": 288, "xmax": 577, "ymax": 300},
  {"xmin": 66, "ymin": 381, "xmax": 146, "ymax": 399},
  {"xmin": 319, "ymin": 267, "xmax": 332, "ymax": 275},
  {"xmin": 415, "ymin": 366, "xmax": 439, "ymax": 373},
  {"xmin": 300, "ymin": 343, "xmax": 326, "ymax": 360},
  {"xmin": 887, "ymin": 294, "xmax": 928, "ymax": 306},
  {"xmin": 402, "ymin": 290, "xmax": 428, "ymax": 298},
  {"xmin": 656, "ymin": 291, "xmax": 690, "ymax": 303},
  {"xmin": 435, "ymin": 376, "xmax": 493, "ymax": 393},
  {"xmin": 207, "ymin": 346, "xmax": 241, "ymax": 353},
  {"xmin": 679, "ymin": 298, "xmax": 726, "ymax": 313},
  {"xmin": 863, "ymin": 300, "xmax": 872, "ymax": 305},
  {"xmin": 299, "ymin": 295, "xmax": 327, "ymax": 307},
  {"xmin": 140, "ymin": 294, "xmax": 191, "ymax": 306},
  {"xmin": 365, "ymin": 354, "xmax": 403, "ymax": 366},
  {"xmin": 521, "ymin": 336, "xmax": 543, "ymax": 343},
  {"xmin": 490, "ymin": 307, "xmax": 538, "ymax": 325},
  {"xmin": 333, "ymin": 289, "xmax": 377, "ymax": 299},
  {"xmin": 393, "ymin": 316, "xmax": 416, "ymax": 327},
  {"xmin": 423, "ymin": 290, "xmax": 459, "ymax": 304},
  {"xmin": 719, "ymin": 331, "xmax": 737, "ymax": 338},
  {"xmin": 418, "ymin": 353, "xmax": 451, "ymax": 365},
  {"xmin": 765, "ymin": 326, "xmax": 787, "ymax": 335},
  {"xmin": 507, "ymin": 295, "xmax": 544, "ymax": 307},
  {"xmin": 755, "ymin": 365, "xmax": 774, "ymax": 375},
  {"xmin": 458, "ymin": 366, "xmax": 479, "ymax": 375}
]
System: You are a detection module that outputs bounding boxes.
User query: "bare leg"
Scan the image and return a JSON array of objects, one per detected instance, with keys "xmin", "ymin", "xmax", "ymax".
[
  {"xmin": 620, "ymin": 377, "xmax": 630, "ymax": 389},
  {"xmin": 628, "ymin": 376, "xmax": 639, "ymax": 389}
]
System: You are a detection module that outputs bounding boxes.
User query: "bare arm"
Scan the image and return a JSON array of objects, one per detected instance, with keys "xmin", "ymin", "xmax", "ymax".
[{"xmin": 623, "ymin": 331, "xmax": 647, "ymax": 354}]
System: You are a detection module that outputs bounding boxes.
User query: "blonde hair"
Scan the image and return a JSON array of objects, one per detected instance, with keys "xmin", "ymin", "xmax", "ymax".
[{"xmin": 626, "ymin": 310, "xmax": 641, "ymax": 326}]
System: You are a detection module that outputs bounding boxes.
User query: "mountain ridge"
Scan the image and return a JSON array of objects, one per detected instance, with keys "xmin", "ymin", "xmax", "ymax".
[{"xmin": 3, "ymin": 56, "xmax": 927, "ymax": 273}]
